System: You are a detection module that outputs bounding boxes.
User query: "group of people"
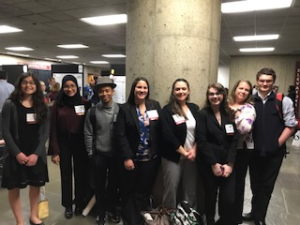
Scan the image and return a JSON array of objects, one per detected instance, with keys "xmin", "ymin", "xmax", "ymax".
[{"xmin": 0, "ymin": 67, "xmax": 297, "ymax": 225}]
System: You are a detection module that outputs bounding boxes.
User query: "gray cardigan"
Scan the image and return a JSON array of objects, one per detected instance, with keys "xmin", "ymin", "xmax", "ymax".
[{"xmin": 1, "ymin": 99, "xmax": 50, "ymax": 165}]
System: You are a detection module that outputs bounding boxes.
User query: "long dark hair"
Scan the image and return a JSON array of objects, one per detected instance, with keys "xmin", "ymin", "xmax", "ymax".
[
  {"xmin": 10, "ymin": 72, "xmax": 48, "ymax": 123},
  {"xmin": 168, "ymin": 78, "xmax": 190, "ymax": 119},
  {"xmin": 228, "ymin": 79, "xmax": 253, "ymax": 105},
  {"xmin": 127, "ymin": 77, "xmax": 150, "ymax": 105},
  {"xmin": 203, "ymin": 82, "xmax": 230, "ymax": 115}
]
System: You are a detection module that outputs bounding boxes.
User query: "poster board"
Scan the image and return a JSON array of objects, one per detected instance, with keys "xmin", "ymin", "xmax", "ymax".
[{"xmin": 112, "ymin": 76, "xmax": 126, "ymax": 104}]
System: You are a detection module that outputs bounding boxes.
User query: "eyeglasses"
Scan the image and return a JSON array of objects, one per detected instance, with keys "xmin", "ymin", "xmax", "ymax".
[
  {"xmin": 63, "ymin": 85, "xmax": 77, "ymax": 89},
  {"xmin": 21, "ymin": 81, "xmax": 36, "ymax": 86},
  {"xmin": 208, "ymin": 92, "xmax": 221, "ymax": 97}
]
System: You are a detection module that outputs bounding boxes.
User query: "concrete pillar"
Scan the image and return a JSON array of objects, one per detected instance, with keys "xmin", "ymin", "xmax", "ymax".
[{"xmin": 126, "ymin": 0, "xmax": 222, "ymax": 106}]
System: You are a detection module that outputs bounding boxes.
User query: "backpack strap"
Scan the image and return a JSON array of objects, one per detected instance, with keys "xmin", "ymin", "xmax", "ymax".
[
  {"xmin": 89, "ymin": 106, "xmax": 97, "ymax": 135},
  {"xmin": 276, "ymin": 93, "xmax": 284, "ymax": 120}
]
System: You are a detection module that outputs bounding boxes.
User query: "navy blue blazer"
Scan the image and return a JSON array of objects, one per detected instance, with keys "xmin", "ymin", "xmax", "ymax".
[
  {"xmin": 114, "ymin": 99, "xmax": 162, "ymax": 161},
  {"xmin": 160, "ymin": 102, "xmax": 199, "ymax": 163}
]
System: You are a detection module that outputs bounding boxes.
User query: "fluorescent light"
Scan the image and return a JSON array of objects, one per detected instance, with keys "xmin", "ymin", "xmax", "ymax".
[
  {"xmin": 90, "ymin": 61, "xmax": 109, "ymax": 64},
  {"xmin": 222, "ymin": 0, "xmax": 293, "ymax": 13},
  {"xmin": 5, "ymin": 47, "xmax": 33, "ymax": 51},
  {"xmin": 56, "ymin": 55, "xmax": 79, "ymax": 59},
  {"xmin": 57, "ymin": 44, "xmax": 89, "ymax": 49},
  {"xmin": 239, "ymin": 47, "xmax": 275, "ymax": 52},
  {"xmin": 234, "ymin": 34, "xmax": 279, "ymax": 42},
  {"xmin": 6, "ymin": 52, "xmax": 30, "ymax": 57},
  {"xmin": 102, "ymin": 54, "xmax": 126, "ymax": 58},
  {"xmin": 80, "ymin": 14, "xmax": 127, "ymax": 26},
  {"xmin": 0, "ymin": 25, "xmax": 23, "ymax": 34}
]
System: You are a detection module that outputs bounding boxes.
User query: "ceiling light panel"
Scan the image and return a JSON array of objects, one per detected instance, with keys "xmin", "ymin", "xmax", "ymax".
[
  {"xmin": 239, "ymin": 47, "xmax": 275, "ymax": 52},
  {"xmin": 90, "ymin": 61, "xmax": 109, "ymax": 64},
  {"xmin": 102, "ymin": 54, "xmax": 126, "ymax": 58},
  {"xmin": 234, "ymin": 34, "xmax": 279, "ymax": 42},
  {"xmin": 5, "ymin": 47, "xmax": 33, "ymax": 51},
  {"xmin": 0, "ymin": 25, "xmax": 23, "ymax": 34},
  {"xmin": 222, "ymin": 0, "xmax": 293, "ymax": 13},
  {"xmin": 56, "ymin": 55, "xmax": 79, "ymax": 59},
  {"xmin": 80, "ymin": 14, "xmax": 127, "ymax": 26},
  {"xmin": 57, "ymin": 44, "xmax": 89, "ymax": 49}
]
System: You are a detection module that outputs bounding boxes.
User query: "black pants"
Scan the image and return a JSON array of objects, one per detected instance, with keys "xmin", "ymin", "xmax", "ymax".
[
  {"xmin": 249, "ymin": 150, "xmax": 284, "ymax": 221},
  {"xmin": 59, "ymin": 140, "xmax": 89, "ymax": 209},
  {"xmin": 93, "ymin": 153, "xmax": 119, "ymax": 215},
  {"xmin": 234, "ymin": 149, "xmax": 254, "ymax": 222},
  {"xmin": 120, "ymin": 157, "xmax": 160, "ymax": 225},
  {"xmin": 199, "ymin": 164, "xmax": 236, "ymax": 225}
]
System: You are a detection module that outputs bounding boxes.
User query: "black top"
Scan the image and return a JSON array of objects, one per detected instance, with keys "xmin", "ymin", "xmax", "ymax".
[{"xmin": 160, "ymin": 102, "xmax": 199, "ymax": 163}]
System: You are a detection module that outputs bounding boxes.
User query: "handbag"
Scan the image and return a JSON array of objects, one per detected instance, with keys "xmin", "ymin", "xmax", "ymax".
[
  {"xmin": 170, "ymin": 201, "xmax": 205, "ymax": 225},
  {"xmin": 38, "ymin": 186, "xmax": 49, "ymax": 219},
  {"xmin": 141, "ymin": 205, "xmax": 176, "ymax": 225}
]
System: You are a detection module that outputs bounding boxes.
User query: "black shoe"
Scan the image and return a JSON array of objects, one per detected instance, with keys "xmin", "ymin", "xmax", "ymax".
[
  {"xmin": 108, "ymin": 211, "xmax": 121, "ymax": 223},
  {"xmin": 254, "ymin": 219, "xmax": 266, "ymax": 225},
  {"xmin": 29, "ymin": 219, "xmax": 44, "ymax": 225},
  {"xmin": 64, "ymin": 207, "xmax": 73, "ymax": 219},
  {"xmin": 242, "ymin": 212, "xmax": 253, "ymax": 221},
  {"xmin": 74, "ymin": 207, "xmax": 82, "ymax": 216},
  {"xmin": 96, "ymin": 214, "xmax": 106, "ymax": 225}
]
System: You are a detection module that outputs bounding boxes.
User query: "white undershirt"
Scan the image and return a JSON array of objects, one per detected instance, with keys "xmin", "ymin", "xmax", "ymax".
[{"xmin": 184, "ymin": 109, "xmax": 196, "ymax": 151}]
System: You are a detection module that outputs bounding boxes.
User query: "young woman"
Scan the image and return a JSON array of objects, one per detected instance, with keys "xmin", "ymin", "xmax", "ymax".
[
  {"xmin": 228, "ymin": 80, "xmax": 256, "ymax": 224},
  {"xmin": 160, "ymin": 78, "xmax": 199, "ymax": 209},
  {"xmin": 1, "ymin": 72, "xmax": 49, "ymax": 225},
  {"xmin": 114, "ymin": 77, "xmax": 161, "ymax": 225},
  {"xmin": 49, "ymin": 75, "xmax": 91, "ymax": 219},
  {"xmin": 196, "ymin": 83, "xmax": 237, "ymax": 225}
]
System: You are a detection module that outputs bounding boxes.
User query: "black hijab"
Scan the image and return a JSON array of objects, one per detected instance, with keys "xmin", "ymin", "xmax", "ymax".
[{"xmin": 56, "ymin": 75, "xmax": 82, "ymax": 107}]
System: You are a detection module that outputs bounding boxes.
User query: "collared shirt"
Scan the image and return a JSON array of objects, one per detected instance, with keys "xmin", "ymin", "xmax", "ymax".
[{"xmin": 0, "ymin": 80, "xmax": 15, "ymax": 112}]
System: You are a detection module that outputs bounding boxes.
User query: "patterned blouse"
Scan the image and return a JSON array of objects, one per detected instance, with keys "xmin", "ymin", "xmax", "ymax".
[
  {"xmin": 136, "ymin": 106, "xmax": 151, "ymax": 161},
  {"xmin": 234, "ymin": 103, "xmax": 256, "ymax": 149}
]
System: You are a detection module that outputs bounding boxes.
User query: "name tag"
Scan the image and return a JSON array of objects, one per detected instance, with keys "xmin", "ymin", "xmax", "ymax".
[
  {"xmin": 225, "ymin": 124, "xmax": 234, "ymax": 135},
  {"xmin": 172, "ymin": 114, "xmax": 186, "ymax": 125},
  {"xmin": 26, "ymin": 113, "xmax": 37, "ymax": 124},
  {"xmin": 147, "ymin": 110, "xmax": 159, "ymax": 120},
  {"xmin": 75, "ymin": 105, "xmax": 85, "ymax": 116}
]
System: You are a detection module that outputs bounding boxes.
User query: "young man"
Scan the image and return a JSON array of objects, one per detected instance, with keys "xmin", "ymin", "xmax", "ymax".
[
  {"xmin": 243, "ymin": 68, "xmax": 297, "ymax": 225},
  {"xmin": 84, "ymin": 77, "xmax": 120, "ymax": 225}
]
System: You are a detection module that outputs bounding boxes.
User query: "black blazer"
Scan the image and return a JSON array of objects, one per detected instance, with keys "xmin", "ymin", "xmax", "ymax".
[
  {"xmin": 160, "ymin": 102, "xmax": 199, "ymax": 163},
  {"xmin": 196, "ymin": 107, "xmax": 237, "ymax": 166},
  {"xmin": 114, "ymin": 99, "xmax": 162, "ymax": 161}
]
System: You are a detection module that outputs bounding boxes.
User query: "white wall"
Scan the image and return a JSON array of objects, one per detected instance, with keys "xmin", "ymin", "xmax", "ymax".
[{"xmin": 217, "ymin": 65, "xmax": 230, "ymax": 88}]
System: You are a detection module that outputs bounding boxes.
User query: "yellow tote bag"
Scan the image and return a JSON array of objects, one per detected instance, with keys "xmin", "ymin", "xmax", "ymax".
[{"xmin": 38, "ymin": 187, "xmax": 49, "ymax": 219}]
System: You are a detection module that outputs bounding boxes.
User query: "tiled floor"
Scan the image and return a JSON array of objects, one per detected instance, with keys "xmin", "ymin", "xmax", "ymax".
[{"xmin": 1, "ymin": 139, "xmax": 300, "ymax": 225}]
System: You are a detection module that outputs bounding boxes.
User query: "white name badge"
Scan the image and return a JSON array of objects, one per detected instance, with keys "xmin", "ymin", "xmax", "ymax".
[
  {"xmin": 172, "ymin": 114, "xmax": 186, "ymax": 125},
  {"xmin": 147, "ymin": 110, "xmax": 159, "ymax": 120},
  {"xmin": 26, "ymin": 113, "xmax": 37, "ymax": 124},
  {"xmin": 75, "ymin": 105, "xmax": 85, "ymax": 116},
  {"xmin": 225, "ymin": 124, "xmax": 234, "ymax": 135}
]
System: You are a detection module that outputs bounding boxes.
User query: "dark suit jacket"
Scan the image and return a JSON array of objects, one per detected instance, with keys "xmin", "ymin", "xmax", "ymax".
[
  {"xmin": 196, "ymin": 107, "xmax": 237, "ymax": 166},
  {"xmin": 160, "ymin": 103, "xmax": 199, "ymax": 163},
  {"xmin": 114, "ymin": 99, "xmax": 162, "ymax": 160}
]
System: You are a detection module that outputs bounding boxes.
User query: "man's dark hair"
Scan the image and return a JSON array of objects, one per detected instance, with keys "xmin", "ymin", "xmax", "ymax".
[
  {"xmin": 256, "ymin": 67, "xmax": 276, "ymax": 82},
  {"xmin": 0, "ymin": 70, "xmax": 8, "ymax": 80}
]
